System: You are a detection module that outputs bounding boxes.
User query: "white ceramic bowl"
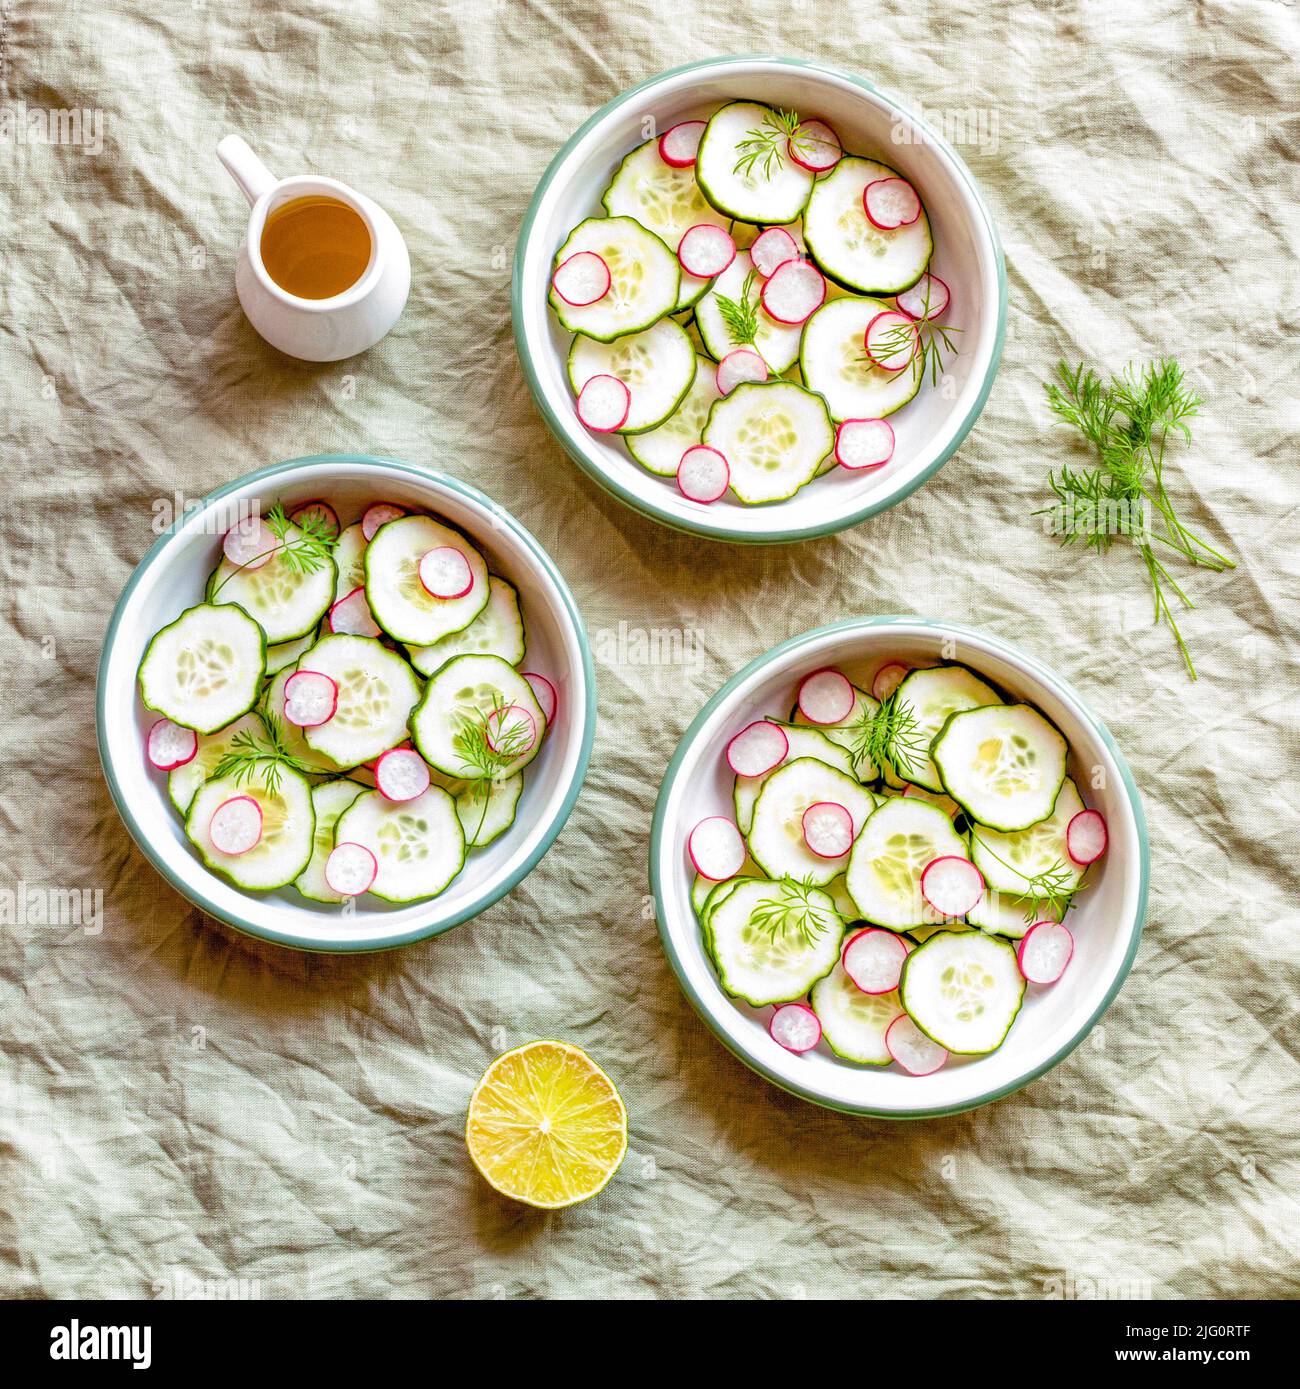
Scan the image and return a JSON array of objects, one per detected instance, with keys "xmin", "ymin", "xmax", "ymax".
[
  {"xmin": 650, "ymin": 619, "xmax": 1148, "ymax": 1117},
  {"xmin": 513, "ymin": 56, "xmax": 1007, "ymax": 544},
  {"xmin": 97, "ymin": 454, "xmax": 596, "ymax": 953}
]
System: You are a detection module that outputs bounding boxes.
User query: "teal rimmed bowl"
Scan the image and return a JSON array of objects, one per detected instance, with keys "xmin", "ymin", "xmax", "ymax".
[
  {"xmin": 97, "ymin": 454, "xmax": 596, "ymax": 953},
  {"xmin": 650, "ymin": 619, "xmax": 1148, "ymax": 1117},
  {"xmin": 512, "ymin": 56, "xmax": 1006, "ymax": 544}
]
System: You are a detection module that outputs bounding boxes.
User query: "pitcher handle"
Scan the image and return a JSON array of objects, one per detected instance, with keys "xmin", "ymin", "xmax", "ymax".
[{"xmin": 217, "ymin": 135, "xmax": 277, "ymax": 206}]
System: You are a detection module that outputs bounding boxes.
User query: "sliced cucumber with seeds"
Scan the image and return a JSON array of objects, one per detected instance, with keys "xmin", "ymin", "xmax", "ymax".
[
  {"xmin": 430, "ymin": 772, "xmax": 525, "ymax": 848},
  {"xmin": 695, "ymin": 102, "xmax": 814, "ymax": 224},
  {"xmin": 138, "ymin": 602, "xmax": 266, "ymax": 735},
  {"xmin": 167, "ymin": 711, "xmax": 266, "ymax": 815},
  {"xmin": 410, "ymin": 652, "xmax": 546, "ymax": 779},
  {"xmin": 748, "ymin": 757, "xmax": 876, "ymax": 887},
  {"xmin": 800, "ymin": 296, "xmax": 923, "ymax": 422},
  {"xmin": 406, "ymin": 576, "xmax": 525, "ymax": 675},
  {"xmin": 548, "ymin": 216, "xmax": 680, "ymax": 342},
  {"xmin": 567, "ymin": 318, "xmax": 696, "ymax": 434},
  {"xmin": 296, "ymin": 634, "xmax": 421, "ymax": 769},
  {"xmin": 933, "ymin": 703, "xmax": 1068, "ymax": 831},
  {"xmin": 702, "ymin": 381, "xmax": 834, "ymax": 505},
  {"xmin": 364, "ymin": 514, "xmax": 489, "ymax": 646},
  {"xmin": 695, "ymin": 251, "xmax": 803, "ymax": 374},
  {"xmin": 969, "ymin": 777, "xmax": 1086, "ymax": 898},
  {"xmin": 900, "ymin": 930, "xmax": 1024, "ymax": 1055},
  {"xmin": 892, "ymin": 665, "xmax": 1003, "ymax": 793},
  {"xmin": 845, "ymin": 796, "xmax": 970, "ymax": 930},
  {"xmin": 209, "ymin": 524, "xmax": 336, "ymax": 643},
  {"xmin": 294, "ymin": 778, "xmax": 368, "ymax": 903},
  {"xmin": 260, "ymin": 668, "xmax": 345, "ymax": 774},
  {"xmin": 811, "ymin": 963, "xmax": 903, "ymax": 1065},
  {"xmin": 625, "ymin": 356, "xmax": 722, "ymax": 476},
  {"xmin": 185, "ymin": 766, "xmax": 315, "ymax": 891},
  {"xmin": 332, "ymin": 522, "xmax": 367, "ymax": 601},
  {"xmin": 733, "ymin": 723, "xmax": 854, "ymax": 834},
  {"xmin": 333, "ymin": 786, "xmax": 465, "ymax": 904},
  {"xmin": 790, "ymin": 682, "xmax": 880, "ymax": 781},
  {"xmin": 804, "ymin": 156, "xmax": 932, "ymax": 294}
]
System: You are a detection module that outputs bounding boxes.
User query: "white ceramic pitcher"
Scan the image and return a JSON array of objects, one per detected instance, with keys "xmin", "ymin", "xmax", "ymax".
[{"xmin": 217, "ymin": 135, "xmax": 410, "ymax": 362}]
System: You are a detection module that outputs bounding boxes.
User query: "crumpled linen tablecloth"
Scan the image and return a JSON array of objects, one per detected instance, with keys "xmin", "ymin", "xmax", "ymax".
[{"xmin": 2, "ymin": 0, "xmax": 1297, "ymax": 1300}]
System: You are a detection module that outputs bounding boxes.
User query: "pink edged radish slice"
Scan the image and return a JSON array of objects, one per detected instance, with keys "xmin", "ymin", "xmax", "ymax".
[
  {"xmin": 802, "ymin": 801, "xmax": 855, "ymax": 859},
  {"xmin": 864, "ymin": 311, "xmax": 917, "ymax": 373},
  {"xmin": 842, "ymin": 928, "xmax": 910, "ymax": 995},
  {"xmin": 885, "ymin": 1014, "xmax": 948, "ymax": 1076},
  {"xmin": 788, "ymin": 118, "xmax": 842, "ymax": 174},
  {"xmin": 329, "ymin": 585, "xmax": 382, "ymax": 637},
  {"xmin": 521, "ymin": 672, "xmax": 557, "ymax": 727},
  {"xmin": 750, "ymin": 227, "xmax": 800, "ymax": 278},
  {"xmin": 282, "ymin": 670, "xmax": 339, "ymax": 728},
  {"xmin": 759, "ymin": 259, "xmax": 826, "ymax": 325},
  {"xmin": 659, "ymin": 120, "xmax": 706, "ymax": 168},
  {"xmin": 576, "ymin": 373, "xmax": 631, "ymax": 432},
  {"xmin": 1017, "ymin": 920, "xmax": 1075, "ymax": 984},
  {"xmin": 146, "ymin": 718, "xmax": 198, "ymax": 771},
  {"xmin": 769, "ymin": 1003, "xmax": 822, "ymax": 1054},
  {"xmin": 725, "ymin": 720, "xmax": 789, "ymax": 778},
  {"xmin": 361, "ymin": 502, "xmax": 405, "ymax": 542},
  {"xmin": 835, "ymin": 417, "xmax": 895, "ymax": 471},
  {"xmin": 797, "ymin": 668, "xmax": 854, "ymax": 725},
  {"xmin": 375, "ymin": 747, "xmax": 432, "ymax": 803},
  {"xmin": 687, "ymin": 816, "xmax": 746, "ymax": 881},
  {"xmin": 920, "ymin": 856, "xmax": 984, "ymax": 918},
  {"xmin": 896, "ymin": 271, "xmax": 951, "ymax": 322},
  {"xmin": 863, "ymin": 177, "xmax": 922, "ymax": 230},
  {"xmin": 715, "ymin": 348, "xmax": 768, "ymax": 395},
  {"xmin": 870, "ymin": 662, "xmax": 909, "ymax": 702},
  {"xmin": 677, "ymin": 223, "xmax": 736, "ymax": 278},
  {"xmin": 418, "ymin": 545, "xmax": 474, "ymax": 600},
  {"xmin": 552, "ymin": 250, "xmax": 611, "ymax": 307},
  {"xmin": 289, "ymin": 499, "xmax": 341, "ymax": 539},
  {"xmin": 485, "ymin": 703, "xmax": 537, "ymax": 757},
  {"xmin": 208, "ymin": 795, "xmax": 263, "ymax": 856},
  {"xmin": 325, "ymin": 841, "xmax": 378, "ymax": 898},
  {"xmin": 1066, "ymin": 809, "xmax": 1108, "ymax": 866},
  {"xmin": 222, "ymin": 515, "xmax": 276, "ymax": 571},
  {"xmin": 677, "ymin": 445, "xmax": 730, "ymax": 503}
]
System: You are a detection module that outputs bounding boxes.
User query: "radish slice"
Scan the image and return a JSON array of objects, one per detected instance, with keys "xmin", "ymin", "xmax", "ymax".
[
  {"xmin": 576, "ymin": 373, "xmax": 631, "ymax": 432},
  {"xmin": 222, "ymin": 516, "xmax": 275, "ymax": 571},
  {"xmin": 329, "ymin": 585, "xmax": 382, "ymax": 637},
  {"xmin": 1017, "ymin": 920, "xmax": 1075, "ymax": 984},
  {"xmin": 871, "ymin": 662, "xmax": 909, "ymax": 702},
  {"xmin": 325, "ymin": 842, "xmax": 378, "ymax": 897},
  {"xmin": 726, "ymin": 720, "xmax": 789, "ymax": 778},
  {"xmin": 864, "ymin": 177, "xmax": 922, "ymax": 230},
  {"xmin": 920, "ymin": 856, "xmax": 984, "ymax": 917},
  {"xmin": 835, "ymin": 417, "xmax": 895, "ymax": 470},
  {"xmin": 788, "ymin": 118, "xmax": 842, "ymax": 174},
  {"xmin": 886, "ymin": 1014, "xmax": 948, "ymax": 1075},
  {"xmin": 659, "ymin": 120, "xmax": 706, "ymax": 168},
  {"xmin": 769, "ymin": 1003, "xmax": 822, "ymax": 1054},
  {"xmin": 896, "ymin": 272, "xmax": 951, "ymax": 321},
  {"xmin": 797, "ymin": 668, "xmax": 854, "ymax": 725},
  {"xmin": 677, "ymin": 445, "xmax": 730, "ymax": 503},
  {"xmin": 485, "ymin": 703, "xmax": 537, "ymax": 756},
  {"xmin": 208, "ymin": 795, "xmax": 263, "ymax": 856},
  {"xmin": 842, "ymin": 928, "xmax": 910, "ymax": 995},
  {"xmin": 361, "ymin": 503, "xmax": 404, "ymax": 542},
  {"xmin": 418, "ymin": 546, "xmax": 474, "ymax": 600},
  {"xmin": 759, "ymin": 259, "xmax": 826, "ymax": 325},
  {"xmin": 688, "ymin": 816, "xmax": 746, "ymax": 881},
  {"xmin": 677, "ymin": 224, "xmax": 736, "ymax": 278},
  {"xmin": 375, "ymin": 747, "xmax": 431, "ymax": 803},
  {"xmin": 289, "ymin": 500, "xmax": 341, "ymax": 539},
  {"xmin": 802, "ymin": 801, "xmax": 854, "ymax": 859},
  {"xmin": 552, "ymin": 250, "xmax": 611, "ymax": 307},
  {"xmin": 521, "ymin": 672, "xmax": 557, "ymax": 727},
  {"xmin": 864, "ymin": 311, "xmax": 917, "ymax": 373},
  {"xmin": 146, "ymin": 718, "xmax": 198, "ymax": 771},
  {"xmin": 1066, "ymin": 809, "xmax": 1108, "ymax": 865},
  {"xmin": 283, "ymin": 670, "xmax": 339, "ymax": 728},
  {"xmin": 715, "ymin": 348, "xmax": 769, "ymax": 395},
  {"xmin": 749, "ymin": 227, "xmax": 800, "ymax": 278}
]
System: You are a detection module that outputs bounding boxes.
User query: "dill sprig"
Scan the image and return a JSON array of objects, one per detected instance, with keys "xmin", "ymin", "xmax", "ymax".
[
  {"xmin": 451, "ymin": 695, "xmax": 533, "ymax": 780},
  {"xmin": 715, "ymin": 268, "xmax": 761, "ymax": 347},
  {"xmin": 732, "ymin": 108, "xmax": 813, "ymax": 180},
  {"xmin": 968, "ymin": 833, "xmax": 1082, "ymax": 922},
  {"xmin": 845, "ymin": 691, "xmax": 929, "ymax": 780},
  {"xmin": 860, "ymin": 297, "xmax": 963, "ymax": 387},
  {"xmin": 749, "ymin": 877, "xmax": 835, "ymax": 947},
  {"xmin": 211, "ymin": 712, "xmax": 318, "ymax": 797},
  {"xmin": 209, "ymin": 502, "xmax": 337, "ymax": 598}
]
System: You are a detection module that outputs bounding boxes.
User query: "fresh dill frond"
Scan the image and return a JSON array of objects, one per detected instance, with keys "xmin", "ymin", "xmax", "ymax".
[
  {"xmin": 846, "ymin": 691, "xmax": 928, "ymax": 780},
  {"xmin": 209, "ymin": 500, "xmax": 338, "ymax": 598},
  {"xmin": 749, "ymin": 877, "xmax": 835, "ymax": 947},
  {"xmin": 451, "ymin": 695, "xmax": 532, "ymax": 781},
  {"xmin": 210, "ymin": 711, "xmax": 317, "ymax": 797},
  {"xmin": 732, "ymin": 108, "xmax": 811, "ymax": 180},
  {"xmin": 715, "ymin": 269, "xmax": 761, "ymax": 347},
  {"xmin": 969, "ymin": 834, "xmax": 1082, "ymax": 923}
]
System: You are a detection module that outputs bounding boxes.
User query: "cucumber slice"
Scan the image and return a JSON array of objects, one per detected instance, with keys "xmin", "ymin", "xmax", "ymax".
[
  {"xmin": 363, "ymin": 514, "xmax": 489, "ymax": 646},
  {"xmin": 747, "ymin": 757, "xmax": 876, "ymax": 887},
  {"xmin": 548, "ymin": 216, "xmax": 680, "ymax": 342},
  {"xmin": 695, "ymin": 251, "xmax": 802, "ymax": 373},
  {"xmin": 790, "ymin": 682, "xmax": 880, "ymax": 781},
  {"xmin": 431, "ymin": 769, "xmax": 525, "ymax": 848},
  {"xmin": 294, "ymin": 779, "xmax": 368, "ymax": 903},
  {"xmin": 932, "ymin": 703, "xmax": 1068, "ymax": 831},
  {"xmin": 406, "ymin": 576, "xmax": 525, "ymax": 676},
  {"xmin": 296, "ymin": 634, "xmax": 421, "ymax": 769},
  {"xmin": 410, "ymin": 653, "xmax": 546, "ymax": 779},
  {"xmin": 966, "ymin": 886, "xmax": 1060, "ymax": 940},
  {"xmin": 695, "ymin": 102, "xmax": 814, "ymax": 224},
  {"xmin": 733, "ymin": 723, "xmax": 855, "ymax": 834},
  {"xmin": 265, "ymin": 631, "xmax": 316, "ymax": 676},
  {"xmin": 799, "ymin": 296, "xmax": 923, "ymax": 422},
  {"xmin": 601, "ymin": 138, "xmax": 732, "ymax": 311},
  {"xmin": 567, "ymin": 318, "xmax": 696, "ymax": 434},
  {"xmin": 907, "ymin": 921, "xmax": 974, "ymax": 945},
  {"xmin": 332, "ymin": 522, "xmax": 367, "ymax": 601},
  {"xmin": 892, "ymin": 665, "xmax": 1003, "ymax": 793},
  {"xmin": 185, "ymin": 766, "xmax": 315, "ymax": 891},
  {"xmin": 845, "ymin": 797, "xmax": 970, "ymax": 930},
  {"xmin": 209, "ymin": 523, "xmax": 337, "ymax": 643},
  {"xmin": 625, "ymin": 355, "xmax": 722, "ymax": 476},
  {"xmin": 167, "ymin": 711, "xmax": 266, "ymax": 815},
  {"xmin": 900, "ymin": 930, "xmax": 1025, "ymax": 1055},
  {"xmin": 803, "ymin": 156, "xmax": 932, "ymax": 294},
  {"xmin": 138, "ymin": 602, "xmax": 266, "ymax": 735},
  {"xmin": 260, "ymin": 668, "xmax": 346, "ymax": 774},
  {"xmin": 333, "ymin": 786, "xmax": 466, "ymax": 903},
  {"xmin": 705, "ymin": 878, "xmax": 844, "ymax": 1007},
  {"xmin": 811, "ymin": 963, "xmax": 903, "ymax": 1065},
  {"xmin": 702, "ymin": 380, "xmax": 834, "ymax": 504},
  {"xmin": 692, "ymin": 857, "xmax": 761, "ymax": 918},
  {"xmin": 969, "ymin": 777, "xmax": 1086, "ymax": 898}
]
